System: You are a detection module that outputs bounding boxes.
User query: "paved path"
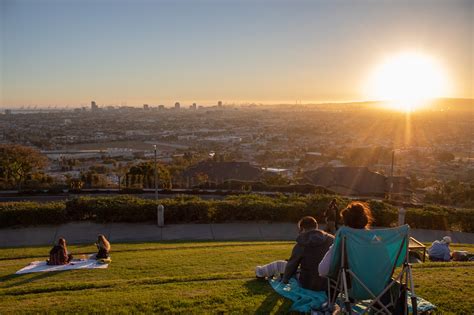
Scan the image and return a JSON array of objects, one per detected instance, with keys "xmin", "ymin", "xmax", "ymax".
[{"xmin": 1, "ymin": 222, "xmax": 473, "ymax": 248}]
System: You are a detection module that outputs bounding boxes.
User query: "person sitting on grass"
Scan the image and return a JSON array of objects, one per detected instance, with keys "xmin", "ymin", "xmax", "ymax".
[
  {"xmin": 95, "ymin": 234, "xmax": 111, "ymax": 259},
  {"xmin": 318, "ymin": 201, "xmax": 374, "ymax": 277},
  {"xmin": 256, "ymin": 216, "xmax": 334, "ymax": 291},
  {"xmin": 427, "ymin": 236, "xmax": 452, "ymax": 262},
  {"xmin": 47, "ymin": 238, "xmax": 73, "ymax": 265}
]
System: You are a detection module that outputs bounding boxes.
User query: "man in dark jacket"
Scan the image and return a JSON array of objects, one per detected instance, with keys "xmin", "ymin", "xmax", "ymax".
[{"xmin": 281, "ymin": 216, "xmax": 334, "ymax": 291}]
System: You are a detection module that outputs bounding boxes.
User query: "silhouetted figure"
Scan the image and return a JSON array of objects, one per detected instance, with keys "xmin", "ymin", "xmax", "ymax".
[{"xmin": 323, "ymin": 199, "xmax": 339, "ymax": 235}]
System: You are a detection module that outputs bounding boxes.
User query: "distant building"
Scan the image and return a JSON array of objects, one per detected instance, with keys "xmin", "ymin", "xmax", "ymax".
[
  {"xmin": 158, "ymin": 105, "xmax": 165, "ymax": 110},
  {"xmin": 190, "ymin": 103, "xmax": 197, "ymax": 110},
  {"xmin": 4, "ymin": 109, "xmax": 12, "ymax": 115},
  {"xmin": 174, "ymin": 102, "xmax": 180, "ymax": 109},
  {"xmin": 91, "ymin": 101, "xmax": 98, "ymax": 111},
  {"xmin": 182, "ymin": 160, "xmax": 263, "ymax": 185},
  {"xmin": 218, "ymin": 101, "xmax": 223, "ymax": 107},
  {"xmin": 303, "ymin": 166, "xmax": 412, "ymax": 198},
  {"xmin": 143, "ymin": 104, "xmax": 149, "ymax": 110}
]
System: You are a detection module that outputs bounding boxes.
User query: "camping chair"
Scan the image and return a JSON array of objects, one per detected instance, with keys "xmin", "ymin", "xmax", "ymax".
[{"xmin": 326, "ymin": 225, "xmax": 418, "ymax": 314}]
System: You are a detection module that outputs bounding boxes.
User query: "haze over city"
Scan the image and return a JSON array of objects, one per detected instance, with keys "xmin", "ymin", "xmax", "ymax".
[{"xmin": 1, "ymin": 0, "xmax": 473, "ymax": 108}]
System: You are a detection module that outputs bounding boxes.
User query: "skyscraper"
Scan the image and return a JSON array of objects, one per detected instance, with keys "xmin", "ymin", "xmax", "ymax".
[
  {"xmin": 175, "ymin": 102, "xmax": 180, "ymax": 109},
  {"xmin": 91, "ymin": 101, "xmax": 98, "ymax": 111}
]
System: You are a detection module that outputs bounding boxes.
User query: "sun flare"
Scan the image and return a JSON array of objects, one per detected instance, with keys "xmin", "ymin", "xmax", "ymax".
[{"xmin": 365, "ymin": 52, "xmax": 451, "ymax": 112}]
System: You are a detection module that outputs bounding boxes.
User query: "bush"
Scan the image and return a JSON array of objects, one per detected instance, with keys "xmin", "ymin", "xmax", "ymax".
[
  {"xmin": 369, "ymin": 200, "xmax": 398, "ymax": 227},
  {"xmin": 66, "ymin": 195, "xmax": 156, "ymax": 222},
  {"xmin": 0, "ymin": 202, "xmax": 66, "ymax": 227},
  {"xmin": 1, "ymin": 194, "xmax": 473, "ymax": 232},
  {"xmin": 405, "ymin": 207, "xmax": 449, "ymax": 230}
]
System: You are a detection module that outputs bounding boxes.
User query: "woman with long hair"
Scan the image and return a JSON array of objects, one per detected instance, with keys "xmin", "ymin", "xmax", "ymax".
[
  {"xmin": 47, "ymin": 237, "xmax": 73, "ymax": 265},
  {"xmin": 318, "ymin": 201, "xmax": 374, "ymax": 276},
  {"xmin": 96, "ymin": 234, "xmax": 111, "ymax": 259}
]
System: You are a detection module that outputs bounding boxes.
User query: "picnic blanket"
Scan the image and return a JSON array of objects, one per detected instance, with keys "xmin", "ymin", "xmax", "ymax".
[
  {"xmin": 269, "ymin": 277, "xmax": 327, "ymax": 312},
  {"xmin": 270, "ymin": 278, "xmax": 435, "ymax": 314},
  {"xmin": 348, "ymin": 293, "xmax": 436, "ymax": 314},
  {"xmin": 15, "ymin": 255, "xmax": 109, "ymax": 274}
]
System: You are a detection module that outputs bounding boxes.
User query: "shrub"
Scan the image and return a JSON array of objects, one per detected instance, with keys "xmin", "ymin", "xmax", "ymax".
[
  {"xmin": 66, "ymin": 195, "xmax": 156, "ymax": 222},
  {"xmin": 405, "ymin": 207, "xmax": 449, "ymax": 230},
  {"xmin": 1, "ymin": 194, "xmax": 473, "ymax": 232},
  {"xmin": 0, "ymin": 202, "xmax": 66, "ymax": 227},
  {"xmin": 369, "ymin": 200, "xmax": 398, "ymax": 227}
]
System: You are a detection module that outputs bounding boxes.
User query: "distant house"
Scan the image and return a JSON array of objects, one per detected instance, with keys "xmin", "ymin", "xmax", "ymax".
[
  {"xmin": 303, "ymin": 166, "xmax": 411, "ymax": 198},
  {"xmin": 182, "ymin": 160, "xmax": 263, "ymax": 185}
]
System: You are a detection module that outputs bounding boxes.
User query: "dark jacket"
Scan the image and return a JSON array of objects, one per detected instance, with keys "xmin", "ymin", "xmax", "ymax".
[{"xmin": 282, "ymin": 229, "xmax": 334, "ymax": 291}]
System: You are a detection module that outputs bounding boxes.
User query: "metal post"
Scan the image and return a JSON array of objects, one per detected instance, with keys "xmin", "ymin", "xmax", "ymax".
[
  {"xmin": 154, "ymin": 145, "xmax": 158, "ymax": 201},
  {"xmin": 154, "ymin": 145, "xmax": 164, "ymax": 227},
  {"xmin": 389, "ymin": 150, "xmax": 395, "ymax": 200},
  {"xmin": 398, "ymin": 207, "xmax": 406, "ymax": 226},
  {"xmin": 157, "ymin": 204, "xmax": 164, "ymax": 227}
]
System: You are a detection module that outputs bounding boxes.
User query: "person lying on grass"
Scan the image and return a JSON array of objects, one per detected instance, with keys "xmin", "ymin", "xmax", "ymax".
[
  {"xmin": 256, "ymin": 216, "xmax": 334, "ymax": 291},
  {"xmin": 95, "ymin": 234, "xmax": 111, "ymax": 260},
  {"xmin": 47, "ymin": 237, "xmax": 73, "ymax": 265}
]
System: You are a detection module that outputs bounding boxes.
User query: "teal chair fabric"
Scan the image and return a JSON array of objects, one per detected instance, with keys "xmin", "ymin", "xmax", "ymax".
[{"xmin": 328, "ymin": 225, "xmax": 409, "ymax": 301}]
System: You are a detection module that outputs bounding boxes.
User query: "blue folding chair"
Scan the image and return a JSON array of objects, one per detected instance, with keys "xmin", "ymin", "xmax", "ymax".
[{"xmin": 326, "ymin": 225, "xmax": 419, "ymax": 314}]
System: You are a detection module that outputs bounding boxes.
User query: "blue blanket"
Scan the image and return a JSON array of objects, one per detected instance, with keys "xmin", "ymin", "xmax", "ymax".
[
  {"xmin": 269, "ymin": 278, "xmax": 436, "ymax": 314},
  {"xmin": 269, "ymin": 278, "xmax": 327, "ymax": 312}
]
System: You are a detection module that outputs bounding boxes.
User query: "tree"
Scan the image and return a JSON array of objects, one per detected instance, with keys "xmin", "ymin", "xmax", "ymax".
[
  {"xmin": 126, "ymin": 161, "xmax": 172, "ymax": 189},
  {"xmin": 0, "ymin": 144, "xmax": 48, "ymax": 190},
  {"xmin": 113, "ymin": 162, "xmax": 129, "ymax": 190}
]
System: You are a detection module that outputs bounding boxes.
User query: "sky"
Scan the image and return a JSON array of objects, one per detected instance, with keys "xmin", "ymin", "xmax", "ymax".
[{"xmin": 1, "ymin": 0, "xmax": 472, "ymax": 107}]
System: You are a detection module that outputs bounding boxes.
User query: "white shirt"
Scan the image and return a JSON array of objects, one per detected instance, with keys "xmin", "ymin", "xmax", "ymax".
[{"xmin": 318, "ymin": 244, "xmax": 334, "ymax": 277}]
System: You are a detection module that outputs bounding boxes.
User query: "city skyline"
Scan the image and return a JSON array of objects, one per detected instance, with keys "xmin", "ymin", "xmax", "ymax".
[{"xmin": 1, "ymin": 0, "xmax": 473, "ymax": 107}]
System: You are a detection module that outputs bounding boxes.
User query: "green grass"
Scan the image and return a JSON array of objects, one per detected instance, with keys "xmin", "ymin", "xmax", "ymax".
[{"xmin": 0, "ymin": 242, "xmax": 473, "ymax": 314}]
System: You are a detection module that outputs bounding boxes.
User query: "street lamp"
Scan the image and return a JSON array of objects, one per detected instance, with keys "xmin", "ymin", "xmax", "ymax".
[
  {"xmin": 389, "ymin": 150, "xmax": 395, "ymax": 200},
  {"xmin": 154, "ymin": 145, "xmax": 158, "ymax": 201},
  {"xmin": 154, "ymin": 145, "xmax": 164, "ymax": 227}
]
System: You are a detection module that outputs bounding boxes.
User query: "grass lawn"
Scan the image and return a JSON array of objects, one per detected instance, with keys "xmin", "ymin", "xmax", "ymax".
[{"xmin": 0, "ymin": 242, "xmax": 473, "ymax": 314}]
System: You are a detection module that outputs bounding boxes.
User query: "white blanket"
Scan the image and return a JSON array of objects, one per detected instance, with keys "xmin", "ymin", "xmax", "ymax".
[{"xmin": 15, "ymin": 255, "xmax": 109, "ymax": 274}]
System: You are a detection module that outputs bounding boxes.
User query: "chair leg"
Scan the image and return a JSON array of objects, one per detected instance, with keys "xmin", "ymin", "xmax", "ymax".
[
  {"xmin": 344, "ymin": 301, "xmax": 352, "ymax": 314},
  {"xmin": 341, "ymin": 269, "xmax": 352, "ymax": 314},
  {"xmin": 408, "ymin": 266, "xmax": 418, "ymax": 315},
  {"xmin": 411, "ymin": 296, "xmax": 418, "ymax": 315}
]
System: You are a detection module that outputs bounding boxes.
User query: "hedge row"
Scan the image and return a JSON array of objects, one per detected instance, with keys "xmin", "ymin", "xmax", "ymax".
[
  {"xmin": 0, "ymin": 202, "xmax": 67, "ymax": 227},
  {"xmin": 1, "ymin": 194, "xmax": 473, "ymax": 232}
]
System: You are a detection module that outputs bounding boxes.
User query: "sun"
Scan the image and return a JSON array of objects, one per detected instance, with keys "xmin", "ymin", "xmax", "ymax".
[{"xmin": 365, "ymin": 52, "xmax": 451, "ymax": 112}]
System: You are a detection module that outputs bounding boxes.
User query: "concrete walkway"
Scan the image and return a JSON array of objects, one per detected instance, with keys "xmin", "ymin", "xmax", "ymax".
[{"xmin": 1, "ymin": 222, "xmax": 473, "ymax": 248}]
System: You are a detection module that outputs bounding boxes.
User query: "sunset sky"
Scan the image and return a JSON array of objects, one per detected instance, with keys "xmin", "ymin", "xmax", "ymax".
[{"xmin": 1, "ymin": 0, "xmax": 472, "ymax": 107}]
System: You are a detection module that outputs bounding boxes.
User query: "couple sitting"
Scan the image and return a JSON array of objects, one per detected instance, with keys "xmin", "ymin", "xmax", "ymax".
[
  {"xmin": 256, "ymin": 201, "xmax": 373, "ymax": 291},
  {"xmin": 47, "ymin": 234, "xmax": 111, "ymax": 265}
]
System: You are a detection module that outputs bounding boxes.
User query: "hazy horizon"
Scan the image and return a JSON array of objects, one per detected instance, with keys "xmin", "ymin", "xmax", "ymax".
[
  {"xmin": 1, "ymin": 0, "xmax": 473, "ymax": 107},
  {"xmin": 1, "ymin": 97, "xmax": 472, "ymax": 110}
]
